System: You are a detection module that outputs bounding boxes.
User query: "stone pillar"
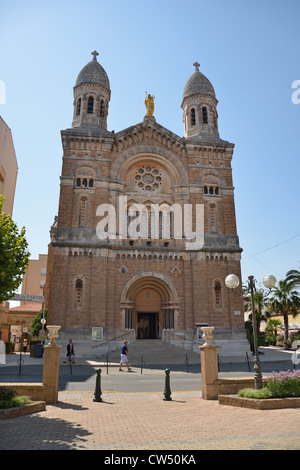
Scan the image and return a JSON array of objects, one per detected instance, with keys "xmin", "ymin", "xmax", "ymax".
[
  {"xmin": 42, "ymin": 344, "xmax": 61, "ymax": 403},
  {"xmin": 199, "ymin": 345, "xmax": 219, "ymax": 399},
  {"xmin": 42, "ymin": 326, "xmax": 62, "ymax": 403},
  {"xmin": 199, "ymin": 327, "xmax": 219, "ymax": 400}
]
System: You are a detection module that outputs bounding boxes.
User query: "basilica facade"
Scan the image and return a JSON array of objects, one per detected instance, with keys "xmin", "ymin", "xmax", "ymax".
[{"xmin": 46, "ymin": 52, "xmax": 245, "ymax": 349}]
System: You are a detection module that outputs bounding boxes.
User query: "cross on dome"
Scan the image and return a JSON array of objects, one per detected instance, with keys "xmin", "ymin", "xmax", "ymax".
[
  {"xmin": 92, "ymin": 50, "xmax": 99, "ymax": 61},
  {"xmin": 193, "ymin": 61, "xmax": 200, "ymax": 71}
]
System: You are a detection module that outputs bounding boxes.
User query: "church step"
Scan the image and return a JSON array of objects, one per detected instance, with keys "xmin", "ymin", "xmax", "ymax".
[{"xmin": 97, "ymin": 339, "xmax": 201, "ymax": 366}]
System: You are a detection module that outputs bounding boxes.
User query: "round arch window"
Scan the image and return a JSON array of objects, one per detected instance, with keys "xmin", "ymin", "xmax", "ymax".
[{"xmin": 135, "ymin": 166, "xmax": 162, "ymax": 191}]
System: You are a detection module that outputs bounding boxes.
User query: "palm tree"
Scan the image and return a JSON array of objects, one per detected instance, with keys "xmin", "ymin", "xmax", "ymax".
[
  {"xmin": 267, "ymin": 280, "xmax": 300, "ymax": 348},
  {"xmin": 265, "ymin": 318, "xmax": 282, "ymax": 345},
  {"xmin": 285, "ymin": 269, "xmax": 300, "ymax": 290},
  {"xmin": 244, "ymin": 290, "xmax": 272, "ymax": 334}
]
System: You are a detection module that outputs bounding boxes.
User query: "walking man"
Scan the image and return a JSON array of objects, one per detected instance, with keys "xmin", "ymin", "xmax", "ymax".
[{"xmin": 119, "ymin": 340, "xmax": 131, "ymax": 371}]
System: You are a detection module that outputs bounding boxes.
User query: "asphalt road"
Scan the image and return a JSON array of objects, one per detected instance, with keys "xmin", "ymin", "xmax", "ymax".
[{"xmin": 0, "ymin": 359, "xmax": 296, "ymax": 394}]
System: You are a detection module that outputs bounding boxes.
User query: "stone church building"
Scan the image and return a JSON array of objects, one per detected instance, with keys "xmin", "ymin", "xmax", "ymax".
[{"xmin": 46, "ymin": 51, "xmax": 246, "ymax": 353}]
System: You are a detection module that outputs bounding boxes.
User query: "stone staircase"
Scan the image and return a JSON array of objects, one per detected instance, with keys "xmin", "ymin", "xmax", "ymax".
[
  {"xmin": 96, "ymin": 339, "xmax": 201, "ymax": 368},
  {"xmin": 57, "ymin": 328, "xmax": 250, "ymax": 365}
]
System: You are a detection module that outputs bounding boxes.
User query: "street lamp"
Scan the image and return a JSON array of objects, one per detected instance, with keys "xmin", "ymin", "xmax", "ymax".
[
  {"xmin": 41, "ymin": 294, "xmax": 46, "ymax": 343},
  {"xmin": 225, "ymin": 273, "xmax": 277, "ymax": 389},
  {"xmin": 40, "ymin": 318, "xmax": 46, "ymax": 343},
  {"xmin": 224, "ymin": 273, "xmax": 240, "ymax": 289}
]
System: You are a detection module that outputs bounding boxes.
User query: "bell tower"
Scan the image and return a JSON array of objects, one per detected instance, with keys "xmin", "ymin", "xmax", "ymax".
[
  {"xmin": 181, "ymin": 62, "xmax": 219, "ymax": 141},
  {"xmin": 72, "ymin": 50, "xmax": 111, "ymax": 130}
]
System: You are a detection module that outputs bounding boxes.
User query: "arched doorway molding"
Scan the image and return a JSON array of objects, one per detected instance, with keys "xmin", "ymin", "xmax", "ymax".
[
  {"xmin": 120, "ymin": 271, "xmax": 179, "ymax": 306},
  {"xmin": 120, "ymin": 272, "xmax": 179, "ymax": 338}
]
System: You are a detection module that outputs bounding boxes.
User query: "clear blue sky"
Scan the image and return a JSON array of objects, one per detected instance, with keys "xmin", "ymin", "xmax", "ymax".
[{"xmin": 1, "ymin": 0, "xmax": 299, "ymax": 289}]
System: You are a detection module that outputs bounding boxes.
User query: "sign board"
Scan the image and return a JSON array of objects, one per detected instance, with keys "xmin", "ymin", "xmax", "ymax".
[
  {"xmin": 92, "ymin": 327, "xmax": 103, "ymax": 341},
  {"xmin": 39, "ymin": 329, "xmax": 45, "ymax": 339},
  {"xmin": 11, "ymin": 294, "xmax": 44, "ymax": 303}
]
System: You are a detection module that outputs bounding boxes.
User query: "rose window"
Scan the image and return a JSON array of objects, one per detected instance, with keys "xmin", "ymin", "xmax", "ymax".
[{"xmin": 135, "ymin": 166, "xmax": 162, "ymax": 191}]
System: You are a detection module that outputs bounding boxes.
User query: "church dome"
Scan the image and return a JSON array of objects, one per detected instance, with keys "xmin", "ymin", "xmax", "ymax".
[
  {"xmin": 75, "ymin": 51, "xmax": 110, "ymax": 91},
  {"xmin": 72, "ymin": 51, "xmax": 111, "ymax": 130},
  {"xmin": 182, "ymin": 62, "xmax": 215, "ymax": 101},
  {"xmin": 181, "ymin": 62, "xmax": 220, "ymax": 140}
]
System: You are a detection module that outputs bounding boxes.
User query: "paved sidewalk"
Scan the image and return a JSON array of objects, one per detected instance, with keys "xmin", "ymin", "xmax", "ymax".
[
  {"xmin": 1, "ymin": 346, "xmax": 299, "ymax": 451},
  {"xmin": 0, "ymin": 390, "xmax": 299, "ymax": 450}
]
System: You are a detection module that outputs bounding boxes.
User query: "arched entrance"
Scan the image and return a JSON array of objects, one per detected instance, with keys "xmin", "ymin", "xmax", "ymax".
[
  {"xmin": 136, "ymin": 288, "xmax": 161, "ymax": 339},
  {"xmin": 120, "ymin": 272, "xmax": 179, "ymax": 339}
]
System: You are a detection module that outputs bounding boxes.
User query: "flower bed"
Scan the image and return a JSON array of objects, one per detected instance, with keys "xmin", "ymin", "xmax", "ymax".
[
  {"xmin": 218, "ymin": 394, "xmax": 300, "ymax": 410},
  {"xmin": 218, "ymin": 370, "xmax": 300, "ymax": 409},
  {"xmin": 0, "ymin": 386, "xmax": 31, "ymax": 409},
  {"xmin": 238, "ymin": 370, "xmax": 300, "ymax": 399},
  {"xmin": 0, "ymin": 386, "xmax": 46, "ymax": 419}
]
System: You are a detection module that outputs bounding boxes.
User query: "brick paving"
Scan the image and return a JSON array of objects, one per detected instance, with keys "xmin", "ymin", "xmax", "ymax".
[{"xmin": 0, "ymin": 390, "xmax": 299, "ymax": 450}]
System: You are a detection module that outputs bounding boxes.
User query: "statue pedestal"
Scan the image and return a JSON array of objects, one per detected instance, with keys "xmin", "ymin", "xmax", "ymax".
[
  {"xmin": 42, "ymin": 344, "xmax": 62, "ymax": 403},
  {"xmin": 143, "ymin": 116, "xmax": 156, "ymax": 122},
  {"xmin": 199, "ymin": 345, "xmax": 219, "ymax": 400}
]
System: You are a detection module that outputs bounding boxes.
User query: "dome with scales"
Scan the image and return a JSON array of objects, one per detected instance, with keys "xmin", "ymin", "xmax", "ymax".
[
  {"xmin": 181, "ymin": 61, "xmax": 219, "ymax": 141},
  {"xmin": 182, "ymin": 62, "xmax": 216, "ymax": 102},
  {"xmin": 72, "ymin": 51, "xmax": 111, "ymax": 130},
  {"xmin": 75, "ymin": 50, "xmax": 110, "ymax": 91}
]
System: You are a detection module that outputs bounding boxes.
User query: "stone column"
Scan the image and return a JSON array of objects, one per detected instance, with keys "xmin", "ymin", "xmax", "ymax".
[
  {"xmin": 42, "ymin": 326, "xmax": 62, "ymax": 404},
  {"xmin": 42, "ymin": 344, "xmax": 61, "ymax": 404},
  {"xmin": 199, "ymin": 327, "xmax": 219, "ymax": 400}
]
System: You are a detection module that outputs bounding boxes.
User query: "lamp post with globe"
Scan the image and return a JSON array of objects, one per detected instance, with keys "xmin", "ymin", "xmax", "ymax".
[
  {"xmin": 40, "ymin": 317, "xmax": 47, "ymax": 343},
  {"xmin": 225, "ymin": 273, "xmax": 277, "ymax": 389}
]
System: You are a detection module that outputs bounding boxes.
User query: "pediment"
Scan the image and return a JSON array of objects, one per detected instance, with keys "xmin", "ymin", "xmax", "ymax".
[{"xmin": 114, "ymin": 117, "xmax": 185, "ymax": 153}]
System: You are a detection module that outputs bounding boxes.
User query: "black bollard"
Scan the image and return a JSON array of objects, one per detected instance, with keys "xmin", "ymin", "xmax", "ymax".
[
  {"xmin": 17, "ymin": 352, "xmax": 24, "ymax": 376},
  {"xmin": 163, "ymin": 368, "xmax": 172, "ymax": 401},
  {"xmin": 93, "ymin": 368, "xmax": 103, "ymax": 402}
]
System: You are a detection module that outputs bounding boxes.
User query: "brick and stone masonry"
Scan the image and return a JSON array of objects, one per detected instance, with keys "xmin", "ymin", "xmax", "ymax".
[{"xmin": 45, "ymin": 53, "xmax": 247, "ymax": 353}]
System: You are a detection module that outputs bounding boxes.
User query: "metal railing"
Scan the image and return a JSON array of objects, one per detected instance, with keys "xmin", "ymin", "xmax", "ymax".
[
  {"xmin": 91, "ymin": 330, "xmax": 135, "ymax": 351},
  {"xmin": 164, "ymin": 330, "xmax": 256, "ymax": 373},
  {"xmin": 162, "ymin": 329, "xmax": 202, "ymax": 348},
  {"xmin": 216, "ymin": 351, "xmax": 253, "ymax": 372},
  {"xmin": 91, "ymin": 330, "xmax": 135, "ymax": 373},
  {"xmin": 162, "ymin": 330, "xmax": 202, "ymax": 373},
  {"xmin": 92, "ymin": 330, "xmax": 202, "ymax": 374}
]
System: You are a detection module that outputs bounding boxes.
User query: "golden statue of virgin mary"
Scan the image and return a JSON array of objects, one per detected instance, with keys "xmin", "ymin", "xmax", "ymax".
[{"xmin": 145, "ymin": 92, "xmax": 155, "ymax": 117}]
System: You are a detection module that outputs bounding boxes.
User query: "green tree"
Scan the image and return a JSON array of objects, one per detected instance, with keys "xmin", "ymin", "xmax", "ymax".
[
  {"xmin": 265, "ymin": 318, "xmax": 282, "ymax": 345},
  {"xmin": 268, "ymin": 280, "xmax": 300, "ymax": 348},
  {"xmin": 0, "ymin": 196, "xmax": 30, "ymax": 302},
  {"xmin": 285, "ymin": 269, "xmax": 300, "ymax": 290},
  {"xmin": 31, "ymin": 308, "xmax": 48, "ymax": 338},
  {"xmin": 244, "ymin": 290, "xmax": 272, "ymax": 333}
]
